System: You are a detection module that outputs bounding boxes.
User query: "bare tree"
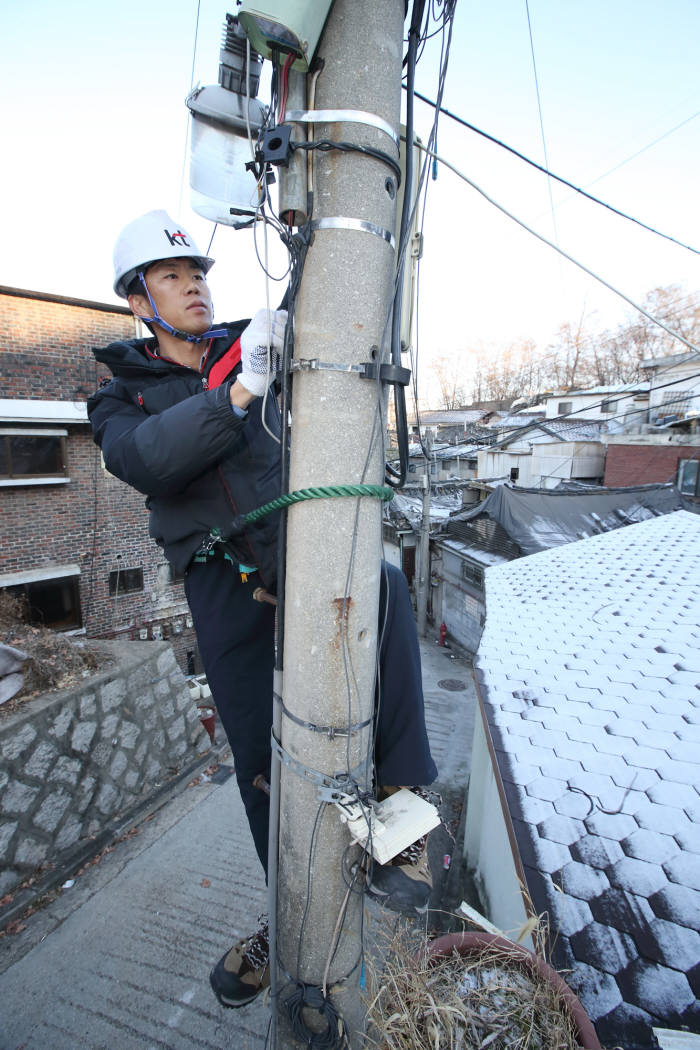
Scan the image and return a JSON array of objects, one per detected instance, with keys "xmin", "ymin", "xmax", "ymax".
[
  {"xmin": 432, "ymin": 353, "xmax": 469, "ymax": 409},
  {"xmin": 427, "ymin": 285, "xmax": 700, "ymax": 409}
]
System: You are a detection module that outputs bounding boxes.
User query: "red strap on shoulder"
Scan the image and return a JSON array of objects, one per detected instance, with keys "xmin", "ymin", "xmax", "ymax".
[{"xmin": 208, "ymin": 337, "xmax": 242, "ymax": 389}]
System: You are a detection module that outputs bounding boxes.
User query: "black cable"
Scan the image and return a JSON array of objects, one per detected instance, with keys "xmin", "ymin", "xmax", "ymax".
[
  {"xmin": 409, "ymin": 87, "xmax": 700, "ymax": 257},
  {"xmin": 389, "ymin": 0, "xmax": 426, "ymax": 489},
  {"xmin": 291, "ymin": 139, "xmax": 402, "ymax": 186},
  {"xmin": 284, "ymin": 981, "xmax": 347, "ymax": 1050}
]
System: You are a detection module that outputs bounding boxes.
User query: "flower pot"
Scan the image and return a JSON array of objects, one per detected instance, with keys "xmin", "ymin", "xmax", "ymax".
[
  {"xmin": 197, "ymin": 703, "xmax": 216, "ymax": 745},
  {"xmin": 424, "ymin": 932, "xmax": 601, "ymax": 1050}
]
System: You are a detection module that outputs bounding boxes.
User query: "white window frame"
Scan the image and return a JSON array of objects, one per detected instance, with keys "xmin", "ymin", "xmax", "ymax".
[{"xmin": 0, "ymin": 428, "xmax": 69, "ymax": 486}]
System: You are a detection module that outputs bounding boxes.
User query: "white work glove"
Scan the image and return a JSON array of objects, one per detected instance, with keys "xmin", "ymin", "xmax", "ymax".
[{"xmin": 238, "ymin": 309, "xmax": 288, "ymax": 397}]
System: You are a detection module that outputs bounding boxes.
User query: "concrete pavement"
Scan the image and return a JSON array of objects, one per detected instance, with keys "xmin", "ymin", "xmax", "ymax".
[{"xmin": 0, "ymin": 635, "xmax": 476, "ymax": 1050}]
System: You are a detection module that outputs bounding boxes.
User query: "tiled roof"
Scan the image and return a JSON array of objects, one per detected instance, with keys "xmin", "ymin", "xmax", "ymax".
[{"xmin": 474, "ymin": 511, "xmax": 700, "ymax": 1049}]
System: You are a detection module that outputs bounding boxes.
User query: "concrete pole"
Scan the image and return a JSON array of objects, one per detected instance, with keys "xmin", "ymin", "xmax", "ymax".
[
  {"xmin": 416, "ymin": 429, "xmax": 433, "ymax": 636},
  {"xmin": 274, "ymin": 0, "xmax": 404, "ymax": 1046}
]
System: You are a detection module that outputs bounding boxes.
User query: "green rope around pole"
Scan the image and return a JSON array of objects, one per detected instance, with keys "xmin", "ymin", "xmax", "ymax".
[{"xmin": 244, "ymin": 484, "xmax": 394, "ymax": 525}]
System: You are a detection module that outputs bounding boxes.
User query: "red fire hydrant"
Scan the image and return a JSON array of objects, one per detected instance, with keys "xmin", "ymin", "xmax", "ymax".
[{"xmin": 439, "ymin": 622, "xmax": 447, "ymax": 647}]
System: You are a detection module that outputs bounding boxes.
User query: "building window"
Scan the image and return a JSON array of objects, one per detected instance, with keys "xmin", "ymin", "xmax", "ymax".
[
  {"xmin": 678, "ymin": 459, "xmax": 700, "ymax": 497},
  {"xmin": 109, "ymin": 567, "xmax": 144, "ymax": 596},
  {"xmin": 4, "ymin": 575, "xmax": 82, "ymax": 631},
  {"xmin": 657, "ymin": 391, "xmax": 691, "ymax": 422},
  {"xmin": 557, "ymin": 402, "xmax": 572, "ymax": 415},
  {"xmin": 509, "ymin": 467, "xmax": 519, "ymax": 482},
  {"xmin": 600, "ymin": 399, "xmax": 614, "ymax": 414},
  {"xmin": 461, "ymin": 559, "xmax": 484, "ymax": 590},
  {"xmin": 168, "ymin": 564, "xmax": 185, "ymax": 585},
  {"xmin": 0, "ymin": 429, "xmax": 67, "ymax": 483}
]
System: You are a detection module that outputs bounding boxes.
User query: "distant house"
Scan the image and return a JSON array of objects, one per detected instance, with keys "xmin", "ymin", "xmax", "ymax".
[
  {"xmin": 406, "ymin": 441, "xmax": 480, "ymax": 481},
  {"xmin": 477, "ymin": 419, "xmax": 606, "ymax": 489},
  {"xmin": 543, "ymin": 382, "xmax": 649, "ymax": 428},
  {"xmin": 407, "ymin": 407, "xmax": 503, "ymax": 445},
  {"xmin": 466, "ymin": 511, "xmax": 700, "ymax": 1049},
  {"xmin": 0, "ymin": 286, "xmax": 199, "ymax": 672},
  {"xmin": 605, "ymin": 434, "xmax": 700, "ymax": 496},
  {"xmin": 641, "ymin": 351, "xmax": 700, "ymax": 427}
]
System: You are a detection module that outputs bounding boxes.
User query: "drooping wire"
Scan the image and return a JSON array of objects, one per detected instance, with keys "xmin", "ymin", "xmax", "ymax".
[
  {"xmin": 410, "ymin": 89, "xmax": 700, "ymax": 257},
  {"xmin": 423, "ymin": 143, "xmax": 700, "ymax": 358}
]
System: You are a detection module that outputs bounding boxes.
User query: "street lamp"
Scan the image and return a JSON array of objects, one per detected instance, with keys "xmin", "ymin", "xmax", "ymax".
[{"xmin": 185, "ymin": 15, "xmax": 267, "ymax": 227}]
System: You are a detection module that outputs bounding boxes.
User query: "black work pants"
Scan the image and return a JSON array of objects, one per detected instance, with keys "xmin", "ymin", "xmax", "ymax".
[{"xmin": 185, "ymin": 560, "xmax": 437, "ymax": 874}]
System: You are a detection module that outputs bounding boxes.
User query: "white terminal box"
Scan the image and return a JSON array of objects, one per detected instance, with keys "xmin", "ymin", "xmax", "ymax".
[{"xmin": 337, "ymin": 788, "xmax": 440, "ymax": 865}]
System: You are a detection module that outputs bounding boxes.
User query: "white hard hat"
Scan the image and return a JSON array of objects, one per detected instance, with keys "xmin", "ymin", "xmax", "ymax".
[{"xmin": 113, "ymin": 210, "xmax": 214, "ymax": 298}]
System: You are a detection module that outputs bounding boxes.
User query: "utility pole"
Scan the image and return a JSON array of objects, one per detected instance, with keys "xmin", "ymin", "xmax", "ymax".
[
  {"xmin": 416, "ymin": 428, "xmax": 433, "ymax": 636},
  {"xmin": 273, "ymin": 0, "xmax": 404, "ymax": 1046}
]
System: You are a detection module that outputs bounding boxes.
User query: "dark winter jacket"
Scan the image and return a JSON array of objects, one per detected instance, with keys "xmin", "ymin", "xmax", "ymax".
[{"xmin": 87, "ymin": 322, "xmax": 281, "ymax": 588}]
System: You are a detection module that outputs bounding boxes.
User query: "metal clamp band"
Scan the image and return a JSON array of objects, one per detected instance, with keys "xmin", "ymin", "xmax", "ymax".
[
  {"xmin": 285, "ymin": 109, "xmax": 400, "ymax": 149},
  {"xmin": 270, "ymin": 731, "xmax": 369, "ymax": 803},
  {"xmin": 290, "ymin": 359, "xmax": 366, "ymax": 376},
  {"xmin": 289, "ymin": 359, "xmax": 411, "ymax": 388},
  {"xmin": 274, "ymin": 692, "xmax": 372, "ymax": 739},
  {"xmin": 310, "ymin": 217, "xmax": 395, "ymax": 250}
]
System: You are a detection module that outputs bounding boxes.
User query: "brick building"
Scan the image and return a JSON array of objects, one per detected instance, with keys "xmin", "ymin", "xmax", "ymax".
[
  {"xmin": 0, "ymin": 285, "xmax": 200, "ymax": 672},
  {"xmin": 604, "ymin": 433, "xmax": 700, "ymax": 497}
]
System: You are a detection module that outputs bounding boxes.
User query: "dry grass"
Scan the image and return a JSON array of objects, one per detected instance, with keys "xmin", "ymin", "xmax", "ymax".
[
  {"xmin": 0, "ymin": 591, "xmax": 102, "ymax": 715},
  {"xmin": 364, "ymin": 920, "xmax": 582, "ymax": 1050}
]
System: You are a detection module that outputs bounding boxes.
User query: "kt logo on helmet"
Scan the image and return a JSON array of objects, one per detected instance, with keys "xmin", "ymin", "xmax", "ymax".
[{"xmin": 164, "ymin": 229, "xmax": 190, "ymax": 247}]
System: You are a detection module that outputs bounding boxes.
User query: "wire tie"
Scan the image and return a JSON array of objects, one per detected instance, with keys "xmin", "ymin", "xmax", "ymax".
[{"xmin": 274, "ymin": 692, "xmax": 372, "ymax": 739}]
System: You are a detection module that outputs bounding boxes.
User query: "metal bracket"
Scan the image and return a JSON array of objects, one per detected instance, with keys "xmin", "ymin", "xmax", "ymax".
[
  {"xmin": 284, "ymin": 109, "xmax": 400, "ymax": 149},
  {"xmin": 290, "ymin": 358, "xmax": 410, "ymax": 387},
  {"xmin": 270, "ymin": 731, "xmax": 369, "ymax": 803},
  {"xmin": 260, "ymin": 125, "xmax": 292, "ymax": 166}
]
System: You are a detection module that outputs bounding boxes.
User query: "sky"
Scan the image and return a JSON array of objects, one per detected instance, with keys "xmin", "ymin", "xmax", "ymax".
[{"xmin": 1, "ymin": 0, "xmax": 699, "ymax": 405}]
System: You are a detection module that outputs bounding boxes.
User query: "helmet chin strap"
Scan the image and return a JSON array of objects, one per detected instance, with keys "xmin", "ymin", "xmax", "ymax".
[{"xmin": 136, "ymin": 271, "xmax": 228, "ymax": 343}]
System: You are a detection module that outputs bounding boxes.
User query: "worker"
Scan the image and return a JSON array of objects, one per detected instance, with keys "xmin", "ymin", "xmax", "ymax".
[{"xmin": 88, "ymin": 210, "xmax": 437, "ymax": 1010}]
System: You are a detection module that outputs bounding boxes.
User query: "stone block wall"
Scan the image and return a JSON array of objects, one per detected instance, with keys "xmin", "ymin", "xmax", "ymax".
[{"xmin": 0, "ymin": 639, "xmax": 209, "ymax": 896}]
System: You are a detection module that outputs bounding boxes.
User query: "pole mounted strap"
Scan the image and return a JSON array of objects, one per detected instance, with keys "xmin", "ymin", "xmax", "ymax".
[
  {"xmin": 310, "ymin": 216, "xmax": 395, "ymax": 250},
  {"xmin": 275, "ymin": 691, "xmax": 372, "ymax": 739},
  {"xmin": 284, "ymin": 108, "xmax": 400, "ymax": 149},
  {"xmin": 270, "ymin": 731, "xmax": 370, "ymax": 803},
  {"xmin": 290, "ymin": 358, "xmax": 411, "ymax": 387}
]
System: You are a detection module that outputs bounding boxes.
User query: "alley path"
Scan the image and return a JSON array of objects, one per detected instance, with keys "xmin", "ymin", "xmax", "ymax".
[{"xmin": 0, "ymin": 636, "xmax": 475, "ymax": 1050}]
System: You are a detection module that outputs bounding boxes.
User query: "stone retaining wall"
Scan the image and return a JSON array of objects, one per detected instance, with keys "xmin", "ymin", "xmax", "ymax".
[{"xmin": 0, "ymin": 639, "xmax": 209, "ymax": 896}]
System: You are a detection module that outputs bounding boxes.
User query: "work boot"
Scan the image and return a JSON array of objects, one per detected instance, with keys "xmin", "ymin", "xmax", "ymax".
[
  {"xmin": 365, "ymin": 786, "xmax": 439, "ymax": 913},
  {"xmin": 210, "ymin": 917, "xmax": 270, "ymax": 1008}
]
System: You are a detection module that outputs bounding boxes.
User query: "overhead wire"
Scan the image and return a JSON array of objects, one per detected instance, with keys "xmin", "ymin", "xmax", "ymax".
[
  {"xmin": 178, "ymin": 0, "xmax": 202, "ymax": 217},
  {"xmin": 409, "ymin": 89, "xmax": 700, "ymax": 257},
  {"xmin": 584, "ymin": 109, "xmax": 700, "ymax": 190},
  {"xmin": 421, "ymin": 143, "xmax": 700, "ymax": 358},
  {"xmin": 524, "ymin": 0, "xmax": 559, "ymax": 249}
]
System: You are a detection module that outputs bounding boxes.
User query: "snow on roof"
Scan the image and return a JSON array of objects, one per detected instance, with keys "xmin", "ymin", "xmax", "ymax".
[
  {"xmin": 432, "ymin": 443, "xmax": 480, "ymax": 460},
  {"xmin": 493, "ymin": 413, "xmax": 546, "ymax": 429},
  {"xmin": 409, "ymin": 409, "xmax": 488, "ymax": 425},
  {"xmin": 559, "ymin": 382, "xmax": 650, "ymax": 397},
  {"xmin": 436, "ymin": 536, "xmax": 511, "ymax": 567},
  {"xmin": 474, "ymin": 511, "xmax": 700, "ymax": 1048},
  {"xmin": 641, "ymin": 352, "xmax": 697, "ymax": 372},
  {"xmin": 538, "ymin": 420, "xmax": 604, "ymax": 442},
  {"xmin": 385, "ymin": 490, "xmax": 462, "ymax": 530}
]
